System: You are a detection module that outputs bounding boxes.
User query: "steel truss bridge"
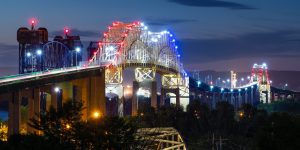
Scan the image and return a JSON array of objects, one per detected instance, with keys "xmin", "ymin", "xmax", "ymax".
[{"xmin": 87, "ymin": 21, "xmax": 189, "ymax": 115}]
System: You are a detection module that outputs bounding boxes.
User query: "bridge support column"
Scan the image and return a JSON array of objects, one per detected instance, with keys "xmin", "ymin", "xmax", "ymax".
[
  {"xmin": 151, "ymin": 81, "xmax": 157, "ymax": 109},
  {"xmin": 132, "ymin": 81, "xmax": 139, "ymax": 116},
  {"xmin": 90, "ymin": 75, "xmax": 106, "ymax": 117},
  {"xmin": 8, "ymin": 91, "xmax": 21, "ymax": 136}
]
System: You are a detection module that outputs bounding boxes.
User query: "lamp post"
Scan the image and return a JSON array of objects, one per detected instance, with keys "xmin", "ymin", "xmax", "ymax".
[
  {"xmin": 75, "ymin": 47, "xmax": 81, "ymax": 67},
  {"xmin": 36, "ymin": 49, "xmax": 42, "ymax": 71},
  {"xmin": 26, "ymin": 52, "xmax": 34, "ymax": 72}
]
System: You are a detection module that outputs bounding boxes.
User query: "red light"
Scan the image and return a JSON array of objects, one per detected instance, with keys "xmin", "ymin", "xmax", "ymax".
[
  {"xmin": 64, "ymin": 28, "xmax": 69, "ymax": 34},
  {"xmin": 89, "ymin": 59, "xmax": 93, "ymax": 62},
  {"xmin": 94, "ymin": 51, "xmax": 97, "ymax": 55},
  {"xmin": 31, "ymin": 20, "xmax": 35, "ymax": 24}
]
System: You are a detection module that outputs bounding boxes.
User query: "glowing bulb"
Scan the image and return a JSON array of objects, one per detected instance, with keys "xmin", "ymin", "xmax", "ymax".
[
  {"xmin": 144, "ymin": 26, "xmax": 148, "ymax": 30},
  {"xmin": 36, "ymin": 49, "xmax": 42, "ymax": 55},
  {"xmin": 26, "ymin": 52, "xmax": 31, "ymax": 57},
  {"xmin": 54, "ymin": 87, "xmax": 60, "ymax": 93},
  {"xmin": 75, "ymin": 47, "xmax": 81, "ymax": 52}
]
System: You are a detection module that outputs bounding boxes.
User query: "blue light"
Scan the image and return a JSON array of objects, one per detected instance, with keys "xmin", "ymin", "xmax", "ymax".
[
  {"xmin": 245, "ymin": 87, "xmax": 248, "ymax": 90},
  {"xmin": 177, "ymin": 54, "xmax": 181, "ymax": 57},
  {"xmin": 75, "ymin": 47, "xmax": 81, "ymax": 52},
  {"xmin": 197, "ymin": 81, "xmax": 201, "ymax": 87},
  {"xmin": 175, "ymin": 46, "xmax": 178, "ymax": 49},
  {"xmin": 172, "ymin": 39, "xmax": 175, "ymax": 42},
  {"xmin": 251, "ymin": 86, "xmax": 254, "ymax": 88},
  {"xmin": 36, "ymin": 49, "xmax": 42, "ymax": 55},
  {"xmin": 170, "ymin": 34, "xmax": 173, "ymax": 37},
  {"xmin": 26, "ymin": 52, "xmax": 32, "ymax": 57},
  {"xmin": 230, "ymin": 89, "xmax": 233, "ymax": 92},
  {"xmin": 210, "ymin": 86, "xmax": 214, "ymax": 90},
  {"xmin": 221, "ymin": 88, "xmax": 224, "ymax": 92},
  {"xmin": 238, "ymin": 89, "xmax": 241, "ymax": 92}
]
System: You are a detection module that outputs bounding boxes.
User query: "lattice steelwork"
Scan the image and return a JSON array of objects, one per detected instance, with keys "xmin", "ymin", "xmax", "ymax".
[
  {"xmin": 42, "ymin": 41, "xmax": 72, "ymax": 70},
  {"xmin": 136, "ymin": 128, "xmax": 187, "ymax": 150},
  {"xmin": 88, "ymin": 21, "xmax": 183, "ymax": 75},
  {"xmin": 251, "ymin": 63, "xmax": 271, "ymax": 103}
]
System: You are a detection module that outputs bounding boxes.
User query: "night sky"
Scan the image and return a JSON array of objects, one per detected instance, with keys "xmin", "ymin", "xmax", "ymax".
[{"xmin": 0, "ymin": 0, "xmax": 300, "ymax": 76}]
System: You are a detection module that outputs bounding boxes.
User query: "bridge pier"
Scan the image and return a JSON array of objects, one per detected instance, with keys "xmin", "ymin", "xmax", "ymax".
[{"xmin": 8, "ymin": 91, "xmax": 21, "ymax": 136}]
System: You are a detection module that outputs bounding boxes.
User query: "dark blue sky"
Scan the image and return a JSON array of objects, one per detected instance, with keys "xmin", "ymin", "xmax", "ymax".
[{"xmin": 0, "ymin": 0, "xmax": 300, "ymax": 75}]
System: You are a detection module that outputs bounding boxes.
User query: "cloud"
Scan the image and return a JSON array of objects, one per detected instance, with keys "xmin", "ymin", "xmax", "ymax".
[
  {"xmin": 50, "ymin": 29, "xmax": 99, "ymax": 38},
  {"xmin": 168, "ymin": 0, "xmax": 255, "ymax": 10},
  {"xmin": 180, "ymin": 29, "xmax": 300, "ymax": 66},
  {"xmin": 146, "ymin": 18, "xmax": 197, "ymax": 26}
]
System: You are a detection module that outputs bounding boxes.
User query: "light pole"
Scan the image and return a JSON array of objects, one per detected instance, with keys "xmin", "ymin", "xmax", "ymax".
[
  {"xmin": 36, "ymin": 49, "xmax": 42, "ymax": 71},
  {"xmin": 75, "ymin": 47, "xmax": 81, "ymax": 67},
  {"xmin": 26, "ymin": 52, "xmax": 34, "ymax": 72}
]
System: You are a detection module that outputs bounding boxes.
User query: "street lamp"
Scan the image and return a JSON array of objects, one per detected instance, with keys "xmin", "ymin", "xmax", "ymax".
[
  {"xmin": 36, "ymin": 49, "xmax": 42, "ymax": 71},
  {"xmin": 92, "ymin": 111, "xmax": 101, "ymax": 119},
  {"xmin": 26, "ymin": 52, "xmax": 34, "ymax": 72},
  {"xmin": 75, "ymin": 47, "xmax": 81, "ymax": 66}
]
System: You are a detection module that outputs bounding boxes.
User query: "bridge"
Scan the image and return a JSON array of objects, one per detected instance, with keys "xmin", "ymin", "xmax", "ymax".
[{"xmin": 0, "ymin": 21, "xmax": 299, "ymax": 137}]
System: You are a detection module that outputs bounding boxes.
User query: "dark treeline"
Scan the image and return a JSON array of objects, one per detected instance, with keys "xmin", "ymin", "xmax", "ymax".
[
  {"xmin": 137, "ymin": 99, "xmax": 300, "ymax": 150},
  {"xmin": 0, "ymin": 99, "xmax": 300, "ymax": 150}
]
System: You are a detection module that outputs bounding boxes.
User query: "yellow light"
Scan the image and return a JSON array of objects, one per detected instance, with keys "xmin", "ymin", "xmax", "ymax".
[
  {"xmin": 66, "ymin": 124, "xmax": 71, "ymax": 129},
  {"xmin": 239, "ymin": 112, "xmax": 244, "ymax": 117},
  {"xmin": 140, "ymin": 113, "xmax": 144, "ymax": 116},
  {"xmin": 93, "ymin": 111, "xmax": 101, "ymax": 119}
]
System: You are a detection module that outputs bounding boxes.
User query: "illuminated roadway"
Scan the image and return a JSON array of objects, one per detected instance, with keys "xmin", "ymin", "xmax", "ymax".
[{"xmin": 0, "ymin": 65, "xmax": 103, "ymax": 86}]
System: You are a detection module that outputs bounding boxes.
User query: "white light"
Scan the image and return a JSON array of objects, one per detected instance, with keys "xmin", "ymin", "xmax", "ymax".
[
  {"xmin": 221, "ymin": 88, "xmax": 224, "ymax": 92},
  {"xmin": 230, "ymin": 89, "xmax": 233, "ymax": 92},
  {"xmin": 75, "ymin": 47, "xmax": 81, "ymax": 52},
  {"xmin": 227, "ymin": 79, "xmax": 230, "ymax": 83},
  {"xmin": 177, "ymin": 54, "xmax": 181, "ymax": 57},
  {"xmin": 175, "ymin": 46, "xmax": 178, "ymax": 49},
  {"xmin": 262, "ymin": 62, "xmax": 267, "ymax": 67},
  {"xmin": 241, "ymin": 78, "xmax": 244, "ymax": 81},
  {"xmin": 157, "ymin": 35, "xmax": 161, "ymax": 38},
  {"xmin": 54, "ymin": 87, "xmax": 60, "ymax": 93},
  {"xmin": 251, "ymin": 86, "xmax": 254, "ymax": 88},
  {"xmin": 197, "ymin": 81, "xmax": 201, "ymax": 85},
  {"xmin": 36, "ymin": 49, "xmax": 42, "ymax": 55},
  {"xmin": 141, "ymin": 22, "xmax": 145, "ymax": 26},
  {"xmin": 285, "ymin": 83, "xmax": 288, "ymax": 86},
  {"xmin": 107, "ymin": 46, "xmax": 115, "ymax": 51},
  {"xmin": 151, "ymin": 38, "xmax": 158, "ymax": 42},
  {"xmin": 172, "ymin": 39, "xmax": 175, "ymax": 42},
  {"xmin": 245, "ymin": 87, "xmax": 248, "ymax": 90},
  {"xmin": 210, "ymin": 86, "xmax": 214, "ymax": 89},
  {"xmin": 148, "ymin": 31, "xmax": 152, "ymax": 35},
  {"xmin": 144, "ymin": 26, "xmax": 148, "ymax": 30},
  {"xmin": 238, "ymin": 89, "xmax": 241, "ymax": 92},
  {"xmin": 26, "ymin": 52, "xmax": 31, "ymax": 57},
  {"xmin": 170, "ymin": 34, "xmax": 173, "ymax": 37},
  {"xmin": 247, "ymin": 76, "xmax": 250, "ymax": 80}
]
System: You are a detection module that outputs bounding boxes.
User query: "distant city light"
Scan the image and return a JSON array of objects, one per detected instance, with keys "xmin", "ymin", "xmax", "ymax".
[
  {"xmin": 227, "ymin": 79, "xmax": 230, "ymax": 83},
  {"xmin": 221, "ymin": 88, "xmax": 224, "ymax": 92}
]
